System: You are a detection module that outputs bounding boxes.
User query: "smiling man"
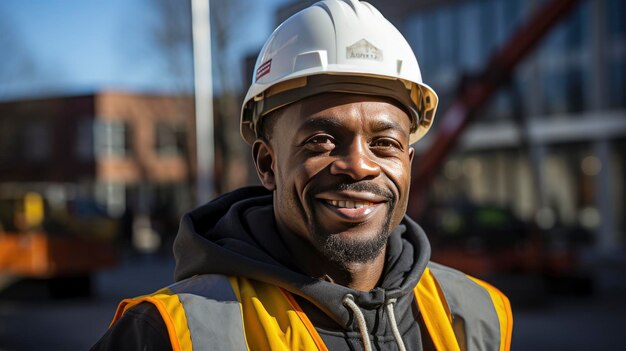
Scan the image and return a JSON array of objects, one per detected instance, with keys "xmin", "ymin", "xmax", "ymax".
[
  {"xmin": 256, "ymin": 93, "xmax": 415, "ymax": 292},
  {"xmin": 93, "ymin": 1, "xmax": 512, "ymax": 350}
]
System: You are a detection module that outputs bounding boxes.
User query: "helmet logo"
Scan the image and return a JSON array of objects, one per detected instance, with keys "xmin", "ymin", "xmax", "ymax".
[
  {"xmin": 346, "ymin": 39, "xmax": 383, "ymax": 62},
  {"xmin": 256, "ymin": 59, "xmax": 272, "ymax": 81}
]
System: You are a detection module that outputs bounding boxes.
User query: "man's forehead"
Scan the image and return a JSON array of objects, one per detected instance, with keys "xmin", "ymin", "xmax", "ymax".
[
  {"xmin": 290, "ymin": 93, "xmax": 412, "ymax": 129},
  {"xmin": 299, "ymin": 114, "xmax": 406, "ymax": 134}
]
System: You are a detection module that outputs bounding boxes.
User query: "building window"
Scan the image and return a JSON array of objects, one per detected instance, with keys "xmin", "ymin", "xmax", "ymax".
[
  {"xmin": 541, "ymin": 68, "xmax": 586, "ymax": 115},
  {"xmin": 607, "ymin": 0, "xmax": 625, "ymax": 41},
  {"xmin": 606, "ymin": 0, "xmax": 626, "ymax": 108},
  {"xmin": 155, "ymin": 123, "xmax": 186, "ymax": 156},
  {"xmin": 76, "ymin": 120, "xmax": 94, "ymax": 160},
  {"xmin": 537, "ymin": 1, "xmax": 590, "ymax": 115},
  {"xmin": 23, "ymin": 122, "xmax": 51, "ymax": 161},
  {"xmin": 0, "ymin": 120, "xmax": 19, "ymax": 162},
  {"xmin": 499, "ymin": 0, "xmax": 525, "ymax": 44},
  {"xmin": 458, "ymin": 2, "xmax": 483, "ymax": 71},
  {"xmin": 608, "ymin": 61, "xmax": 626, "ymax": 108},
  {"xmin": 95, "ymin": 120, "xmax": 131, "ymax": 157},
  {"xmin": 95, "ymin": 181, "xmax": 126, "ymax": 218}
]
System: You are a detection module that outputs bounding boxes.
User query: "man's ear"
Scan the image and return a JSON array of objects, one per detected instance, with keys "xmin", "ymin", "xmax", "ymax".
[
  {"xmin": 409, "ymin": 147, "xmax": 415, "ymax": 165},
  {"xmin": 252, "ymin": 139, "xmax": 276, "ymax": 191}
]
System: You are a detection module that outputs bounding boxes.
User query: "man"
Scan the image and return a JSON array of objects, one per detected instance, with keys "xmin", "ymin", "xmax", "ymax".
[{"xmin": 93, "ymin": 0, "xmax": 512, "ymax": 350}]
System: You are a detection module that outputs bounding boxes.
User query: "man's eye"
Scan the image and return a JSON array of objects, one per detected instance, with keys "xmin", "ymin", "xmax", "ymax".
[
  {"xmin": 304, "ymin": 135, "xmax": 335, "ymax": 151},
  {"xmin": 371, "ymin": 138, "xmax": 400, "ymax": 149},
  {"xmin": 307, "ymin": 135, "xmax": 334, "ymax": 145}
]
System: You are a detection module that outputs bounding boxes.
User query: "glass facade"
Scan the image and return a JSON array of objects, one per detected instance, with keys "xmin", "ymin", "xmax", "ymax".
[
  {"xmin": 402, "ymin": 0, "xmax": 626, "ymax": 248},
  {"xmin": 404, "ymin": 0, "xmax": 625, "ymax": 119}
]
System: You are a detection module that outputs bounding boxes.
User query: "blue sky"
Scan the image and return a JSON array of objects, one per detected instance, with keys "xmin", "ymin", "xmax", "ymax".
[{"xmin": 0, "ymin": 0, "xmax": 291, "ymax": 99}]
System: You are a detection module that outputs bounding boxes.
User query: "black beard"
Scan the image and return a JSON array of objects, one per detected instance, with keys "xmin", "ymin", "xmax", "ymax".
[
  {"xmin": 317, "ymin": 216, "xmax": 392, "ymax": 265},
  {"xmin": 306, "ymin": 181, "xmax": 396, "ymax": 266}
]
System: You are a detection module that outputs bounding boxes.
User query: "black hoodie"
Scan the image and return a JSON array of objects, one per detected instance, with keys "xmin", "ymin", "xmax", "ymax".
[{"xmin": 93, "ymin": 187, "xmax": 435, "ymax": 351}]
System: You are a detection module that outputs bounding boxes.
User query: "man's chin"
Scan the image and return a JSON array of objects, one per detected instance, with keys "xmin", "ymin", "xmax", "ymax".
[
  {"xmin": 317, "ymin": 230, "xmax": 389, "ymax": 266},
  {"xmin": 308, "ymin": 199, "xmax": 395, "ymax": 265}
]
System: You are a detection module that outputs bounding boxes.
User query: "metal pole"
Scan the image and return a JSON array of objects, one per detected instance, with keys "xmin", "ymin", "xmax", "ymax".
[{"xmin": 191, "ymin": 0, "xmax": 214, "ymax": 204}]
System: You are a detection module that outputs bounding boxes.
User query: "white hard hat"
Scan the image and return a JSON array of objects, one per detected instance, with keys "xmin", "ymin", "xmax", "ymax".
[{"xmin": 241, "ymin": 0, "xmax": 438, "ymax": 145}]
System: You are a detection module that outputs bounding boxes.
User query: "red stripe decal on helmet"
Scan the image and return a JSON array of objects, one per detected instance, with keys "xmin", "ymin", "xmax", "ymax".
[{"xmin": 256, "ymin": 59, "xmax": 272, "ymax": 81}]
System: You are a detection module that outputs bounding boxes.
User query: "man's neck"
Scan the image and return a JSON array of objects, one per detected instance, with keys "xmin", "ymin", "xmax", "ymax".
[
  {"xmin": 276, "ymin": 222, "xmax": 386, "ymax": 291},
  {"xmin": 332, "ymin": 253, "xmax": 386, "ymax": 291}
]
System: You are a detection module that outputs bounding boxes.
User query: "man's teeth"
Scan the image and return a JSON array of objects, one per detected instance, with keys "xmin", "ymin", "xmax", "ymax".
[{"xmin": 327, "ymin": 200, "xmax": 374, "ymax": 208}]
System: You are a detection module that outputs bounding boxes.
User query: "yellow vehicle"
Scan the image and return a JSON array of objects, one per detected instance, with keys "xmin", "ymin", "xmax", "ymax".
[{"xmin": 0, "ymin": 191, "xmax": 118, "ymax": 296}]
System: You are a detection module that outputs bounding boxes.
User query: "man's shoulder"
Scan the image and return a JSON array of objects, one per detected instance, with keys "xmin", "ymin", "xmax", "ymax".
[
  {"xmin": 92, "ymin": 274, "xmax": 244, "ymax": 351},
  {"xmin": 425, "ymin": 261, "xmax": 508, "ymax": 300},
  {"xmin": 90, "ymin": 302, "xmax": 172, "ymax": 351},
  {"xmin": 166, "ymin": 274, "xmax": 236, "ymax": 300},
  {"xmin": 424, "ymin": 261, "xmax": 513, "ymax": 349},
  {"xmin": 427, "ymin": 261, "xmax": 486, "ymax": 283},
  {"xmin": 425, "ymin": 261, "xmax": 510, "ymax": 308}
]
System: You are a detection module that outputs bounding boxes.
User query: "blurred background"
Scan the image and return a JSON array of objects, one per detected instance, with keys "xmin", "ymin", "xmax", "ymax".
[{"xmin": 0, "ymin": 0, "xmax": 624, "ymax": 349}]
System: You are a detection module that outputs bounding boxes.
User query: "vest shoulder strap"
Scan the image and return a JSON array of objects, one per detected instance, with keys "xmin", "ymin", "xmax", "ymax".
[
  {"xmin": 418, "ymin": 262, "xmax": 513, "ymax": 351},
  {"xmin": 111, "ymin": 274, "xmax": 248, "ymax": 351}
]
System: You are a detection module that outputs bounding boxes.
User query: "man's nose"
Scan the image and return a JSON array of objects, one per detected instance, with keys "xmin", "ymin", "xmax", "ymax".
[{"xmin": 329, "ymin": 140, "xmax": 380, "ymax": 180}]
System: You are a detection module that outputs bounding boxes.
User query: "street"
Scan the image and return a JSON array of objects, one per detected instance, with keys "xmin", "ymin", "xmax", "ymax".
[
  {"xmin": 0, "ymin": 255, "xmax": 175, "ymax": 351},
  {"xmin": 0, "ymin": 255, "xmax": 623, "ymax": 350}
]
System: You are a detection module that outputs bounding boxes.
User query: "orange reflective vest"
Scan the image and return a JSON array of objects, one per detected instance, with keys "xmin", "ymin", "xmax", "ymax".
[{"xmin": 111, "ymin": 264, "xmax": 513, "ymax": 351}]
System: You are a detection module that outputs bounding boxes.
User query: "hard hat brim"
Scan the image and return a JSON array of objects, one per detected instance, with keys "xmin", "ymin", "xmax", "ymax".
[{"xmin": 241, "ymin": 73, "xmax": 437, "ymax": 145}]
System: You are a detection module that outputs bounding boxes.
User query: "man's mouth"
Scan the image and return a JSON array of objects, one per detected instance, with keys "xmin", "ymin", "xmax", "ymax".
[
  {"xmin": 324, "ymin": 200, "xmax": 376, "ymax": 209},
  {"xmin": 315, "ymin": 193, "xmax": 386, "ymax": 222}
]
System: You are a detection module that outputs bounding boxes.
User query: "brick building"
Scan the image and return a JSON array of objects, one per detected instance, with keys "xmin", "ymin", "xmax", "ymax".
[{"xmin": 0, "ymin": 91, "xmax": 196, "ymax": 220}]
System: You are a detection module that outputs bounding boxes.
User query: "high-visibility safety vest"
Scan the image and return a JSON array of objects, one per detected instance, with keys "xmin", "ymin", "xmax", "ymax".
[{"xmin": 111, "ymin": 263, "xmax": 512, "ymax": 351}]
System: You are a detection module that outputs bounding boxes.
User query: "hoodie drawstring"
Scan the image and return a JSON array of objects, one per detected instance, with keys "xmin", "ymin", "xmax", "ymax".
[
  {"xmin": 385, "ymin": 298, "xmax": 407, "ymax": 351},
  {"xmin": 343, "ymin": 294, "xmax": 373, "ymax": 351},
  {"xmin": 342, "ymin": 294, "xmax": 407, "ymax": 351}
]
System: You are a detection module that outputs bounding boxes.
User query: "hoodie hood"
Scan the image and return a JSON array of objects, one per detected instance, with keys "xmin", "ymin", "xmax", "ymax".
[{"xmin": 174, "ymin": 186, "xmax": 431, "ymax": 330}]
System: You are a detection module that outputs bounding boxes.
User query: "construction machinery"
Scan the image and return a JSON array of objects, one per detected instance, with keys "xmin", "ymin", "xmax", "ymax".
[{"xmin": 0, "ymin": 188, "xmax": 118, "ymax": 296}]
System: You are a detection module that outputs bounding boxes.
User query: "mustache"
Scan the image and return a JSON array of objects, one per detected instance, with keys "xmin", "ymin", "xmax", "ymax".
[{"xmin": 311, "ymin": 181, "xmax": 394, "ymax": 201}]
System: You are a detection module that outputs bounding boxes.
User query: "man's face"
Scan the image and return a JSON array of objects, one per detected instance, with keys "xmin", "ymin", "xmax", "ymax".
[{"xmin": 255, "ymin": 93, "xmax": 414, "ymax": 265}]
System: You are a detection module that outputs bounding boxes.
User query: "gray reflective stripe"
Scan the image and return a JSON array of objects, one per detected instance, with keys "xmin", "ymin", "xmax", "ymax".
[
  {"xmin": 428, "ymin": 263, "xmax": 501, "ymax": 351},
  {"xmin": 178, "ymin": 293, "xmax": 248, "ymax": 351},
  {"xmin": 169, "ymin": 274, "xmax": 248, "ymax": 351}
]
